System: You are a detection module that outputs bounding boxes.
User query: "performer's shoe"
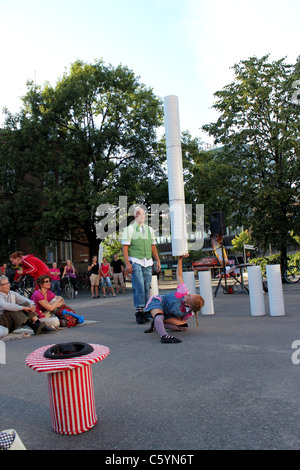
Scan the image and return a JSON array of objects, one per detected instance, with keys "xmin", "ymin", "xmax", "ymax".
[{"xmin": 160, "ymin": 334, "xmax": 182, "ymax": 344}]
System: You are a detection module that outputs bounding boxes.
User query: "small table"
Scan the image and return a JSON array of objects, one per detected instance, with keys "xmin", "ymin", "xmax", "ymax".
[
  {"xmin": 233, "ymin": 264, "xmax": 254, "ymax": 294},
  {"xmin": 214, "ymin": 263, "xmax": 253, "ymax": 296},
  {"xmin": 26, "ymin": 343, "xmax": 110, "ymax": 435}
]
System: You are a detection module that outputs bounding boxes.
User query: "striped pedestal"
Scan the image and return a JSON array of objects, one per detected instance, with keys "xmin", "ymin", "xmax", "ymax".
[
  {"xmin": 48, "ymin": 365, "xmax": 96, "ymax": 435},
  {"xmin": 26, "ymin": 343, "xmax": 110, "ymax": 435}
]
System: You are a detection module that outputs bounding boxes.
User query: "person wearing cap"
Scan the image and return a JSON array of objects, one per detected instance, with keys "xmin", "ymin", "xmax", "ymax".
[{"xmin": 122, "ymin": 207, "xmax": 161, "ymax": 324}]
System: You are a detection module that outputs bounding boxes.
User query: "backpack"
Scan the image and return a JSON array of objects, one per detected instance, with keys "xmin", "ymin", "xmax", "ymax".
[{"xmin": 55, "ymin": 305, "xmax": 79, "ymax": 327}]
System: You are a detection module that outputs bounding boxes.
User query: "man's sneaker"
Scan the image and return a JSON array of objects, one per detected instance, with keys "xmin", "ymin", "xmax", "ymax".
[
  {"xmin": 160, "ymin": 334, "xmax": 182, "ymax": 344},
  {"xmin": 135, "ymin": 311, "xmax": 146, "ymax": 324}
]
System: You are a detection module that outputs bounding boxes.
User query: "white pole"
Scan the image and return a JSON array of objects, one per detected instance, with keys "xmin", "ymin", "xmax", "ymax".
[
  {"xmin": 98, "ymin": 242, "xmax": 104, "ymax": 264},
  {"xmin": 149, "ymin": 275, "xmax": 159, "ymax": 297},
  {"xmin": 164, "ymin": 95, "xmax": 188, "ymax": 256},
  {"xmin": 183, "ymin": 271, "xmax": 196, "ymax": 294},
  {"xmin": 247, "ymin": 266, "xmax": 266, "ymax": 316},
  {"xmin": 198, "ymin": 271, "xmax": 214, "ymax": 315},
  {"xmin": 266, "ymin": 265, "xmax": 285, "ymax": 316}
]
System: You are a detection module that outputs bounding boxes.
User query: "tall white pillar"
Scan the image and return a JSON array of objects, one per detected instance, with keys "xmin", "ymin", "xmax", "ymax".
[
  {"xmin": 266, "ymin": 265, "xmax": 285, "ymax": 316},
  {"xmin": 198, "ymin": 270, "xmax": 214, "ymax": 315},
  {"xmin": 183, "ymin": 271, "xmax": 196, "ymax": 294},
  {"xmin": 164, "ymin": 95, "xmax": 188, "ymax": 256},
  {"xmin": 247, "ymin": 266, "xmax": 266, "ymax": 316}
]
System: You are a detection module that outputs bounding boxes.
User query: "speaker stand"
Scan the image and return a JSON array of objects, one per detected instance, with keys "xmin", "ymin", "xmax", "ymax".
[{"xmin": 214, "ymin": 242, "xmax": 229, "ymax": 297}]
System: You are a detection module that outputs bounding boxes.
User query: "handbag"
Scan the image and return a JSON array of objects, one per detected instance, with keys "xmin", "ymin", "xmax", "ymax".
[{"xmin": 55, "ymin": 305, "xmax": 79, "ymax": 327}]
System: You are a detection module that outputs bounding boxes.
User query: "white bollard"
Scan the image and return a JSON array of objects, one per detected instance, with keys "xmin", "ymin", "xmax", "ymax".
[
  {"xmin": 266, "ymin": 265, "xmax": 285, "ymax": 316},
  {"xmin": 247, "ymin": 266, "xmax": 266, "ymax": 316},
  {"xmin": 198, "ymin": 271, "xmax": 214, "ymax": 315},
  {"xmin": 164, "ymin": 95, "xmax": 188, "ymax": 256},
  {"xmin": 183, "ymin": 271, "xmax": 196, "ymax": 294},
  {"xmin": 150, "ymin": 275, "xmax": 159, "ymax": 297}
]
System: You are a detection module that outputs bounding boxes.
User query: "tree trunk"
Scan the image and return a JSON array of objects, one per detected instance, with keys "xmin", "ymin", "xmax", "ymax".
[{"xmin": 280, "ymin": 245, "xmax": 288, "ymax": 282}]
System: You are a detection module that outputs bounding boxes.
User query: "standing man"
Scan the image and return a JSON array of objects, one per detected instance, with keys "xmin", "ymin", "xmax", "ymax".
[
  {"xmin": 49, "ymin": 262, "xmax": 62, "ymax": 296},
  {"xmin": 111, "ymin": 254, "xmax": 126, "ymax": 295},
  {"xmin": 122, "ymin": 207, "xmax": 161, "ymax": 324}
]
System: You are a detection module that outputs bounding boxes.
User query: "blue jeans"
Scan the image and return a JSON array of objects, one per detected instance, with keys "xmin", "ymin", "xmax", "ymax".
[
  {"xmin": 51, "ymin": 280, "xmax": 61, "ymax": 296},
  {"xmin": 131, "ymin": 262, "xmax": 152, "ymax": 309}
]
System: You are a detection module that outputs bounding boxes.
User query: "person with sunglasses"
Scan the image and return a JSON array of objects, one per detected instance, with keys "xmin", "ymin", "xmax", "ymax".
[{"xmin": 31, "ymin": 275, "xmax": 64, "ymax": 319}]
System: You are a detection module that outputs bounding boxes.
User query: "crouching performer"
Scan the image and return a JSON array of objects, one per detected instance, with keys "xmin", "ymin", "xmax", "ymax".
[{"xmin": 144, "ymin": 255, "xmax": 204, "ymax": 343}]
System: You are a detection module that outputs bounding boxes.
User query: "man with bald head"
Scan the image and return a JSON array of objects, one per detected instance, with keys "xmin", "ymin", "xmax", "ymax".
[{"xmin": 122, "ymin": 207, "xmax": 161, "ymax": 324}]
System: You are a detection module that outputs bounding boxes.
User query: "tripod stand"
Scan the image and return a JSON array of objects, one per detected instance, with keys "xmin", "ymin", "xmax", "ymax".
[{"xmin": 214, "ymin": 240, "xmax": 229, "ymax": 297}]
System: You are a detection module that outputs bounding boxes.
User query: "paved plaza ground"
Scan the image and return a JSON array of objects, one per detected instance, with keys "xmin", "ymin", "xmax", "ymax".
[{"xmin": 1, "ymin": 279, "xmax": 299, "ymax": 452}]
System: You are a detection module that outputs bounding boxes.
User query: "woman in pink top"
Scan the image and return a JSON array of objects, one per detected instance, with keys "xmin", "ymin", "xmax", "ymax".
[
  {"xmin": 99, "ymin": 257, "xmax": 115, "ymax": 297},
  {"xmin": 62, "ymin": 260, "xmax": 78, "ymax": 294},
  {"xmin": 31, "ymin": 274, "xmax": 64, "ymax": 318}
]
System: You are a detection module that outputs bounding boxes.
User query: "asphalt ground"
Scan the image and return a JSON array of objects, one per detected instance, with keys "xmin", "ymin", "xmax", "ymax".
[{"xmin": 0, "ymin": 279, "xmax": 299, "ymax": 453}]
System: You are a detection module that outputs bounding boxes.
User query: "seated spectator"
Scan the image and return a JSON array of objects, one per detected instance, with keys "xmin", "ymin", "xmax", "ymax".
[
  {"xmin": 31, "ymin": 275, "xmax": 64, "ymax": 318},
  {"xmin": 0, "ymin": 275, "xmax": 54, "ymax": 335},
  {"xmin": 31, "ymin": 275, "xmax": 80, "ymax": 328}
]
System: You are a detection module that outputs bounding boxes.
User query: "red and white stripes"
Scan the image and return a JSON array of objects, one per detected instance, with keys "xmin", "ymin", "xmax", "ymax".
[
  {"xmin": 26, "ymin": 344, "xmax": 110, "ymax": 435},
  {"xmin": 48, "ymin": 365, "xmax": 96, "ymax": 435}
]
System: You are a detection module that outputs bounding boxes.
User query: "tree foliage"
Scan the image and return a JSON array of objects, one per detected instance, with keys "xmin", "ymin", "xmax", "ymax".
[
  {"xmin": 199, "ymin": 55, "xmax": 300, "ymax": 271},
  {"xmin": 1, "ymin": 60, "xmax": 165, "ymax": 258}
]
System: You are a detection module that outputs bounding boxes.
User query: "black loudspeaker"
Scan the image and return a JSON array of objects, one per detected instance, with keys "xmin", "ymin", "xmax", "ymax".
[{"xmin": 209, "ymin": 212, "xmax": 226, "ymax": 236}]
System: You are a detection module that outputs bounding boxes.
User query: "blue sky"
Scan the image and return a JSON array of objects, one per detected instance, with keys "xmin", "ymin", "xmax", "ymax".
[{"xmin": 1, "ymin": 0, "xmax": 299, "ymax": 143}]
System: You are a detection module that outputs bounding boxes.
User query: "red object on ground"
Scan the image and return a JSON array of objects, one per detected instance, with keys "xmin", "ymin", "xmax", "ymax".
[{"xmin": 26, "ymin": 344, "xmax": 110, "ymax": 435}]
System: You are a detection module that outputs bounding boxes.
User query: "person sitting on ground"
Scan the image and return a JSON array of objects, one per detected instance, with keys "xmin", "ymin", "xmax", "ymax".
[
  {"xmin": 0, "ymin": 275, "xmax": 53, "ymax": 335},
  {"xmin": 31, "ymin": 275, "xmax": 65, "ymax": 319},
  {"xmin": 144, "ymin": 254, "xmax": 205, "ymax": 343},
  {"xmin": 99, "ymin": 257, "xmax": 115, "ymax": 297},
  {"xmin": 32, "ymin": 275, "xmax": 81, "ymax": 328}
]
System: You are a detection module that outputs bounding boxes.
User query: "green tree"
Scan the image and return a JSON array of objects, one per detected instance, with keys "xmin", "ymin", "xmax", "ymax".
[
  {"xmin": 201, "ymin": 55, "xmax": 300, "ymax": 275},
  {"xmin": 231, "ymin": 229, "xmax": 252, "ymax": 253},
  {"xmin": 1, "ymin": 60, "xmax": 164, "ymax": 259}
]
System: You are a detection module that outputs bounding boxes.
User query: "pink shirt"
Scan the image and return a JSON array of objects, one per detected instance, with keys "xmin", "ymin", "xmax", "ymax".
[
  {"xmin": 31, "ymin": 289, "xmax": 56, "ymax": 318},
  {"xmin": 49, "ymin": 268, "xmax": 61, "ymax": 281}
]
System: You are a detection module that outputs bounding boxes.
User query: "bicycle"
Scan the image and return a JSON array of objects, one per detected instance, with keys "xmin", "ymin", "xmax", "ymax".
[
  {"xmin": 62, "ymin": 276, "xmax": 75, "ymax": 299},
  {"xmin": 11, "ymin": 275, "xmax": 34, "ymax": 298},
  {"xmin": 284, "ymin": 263, "xmax": 300, "ymax": 284},
  {"xmin": 76, "ymin": 271, "xmax": 90, "ymax": 291}
]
